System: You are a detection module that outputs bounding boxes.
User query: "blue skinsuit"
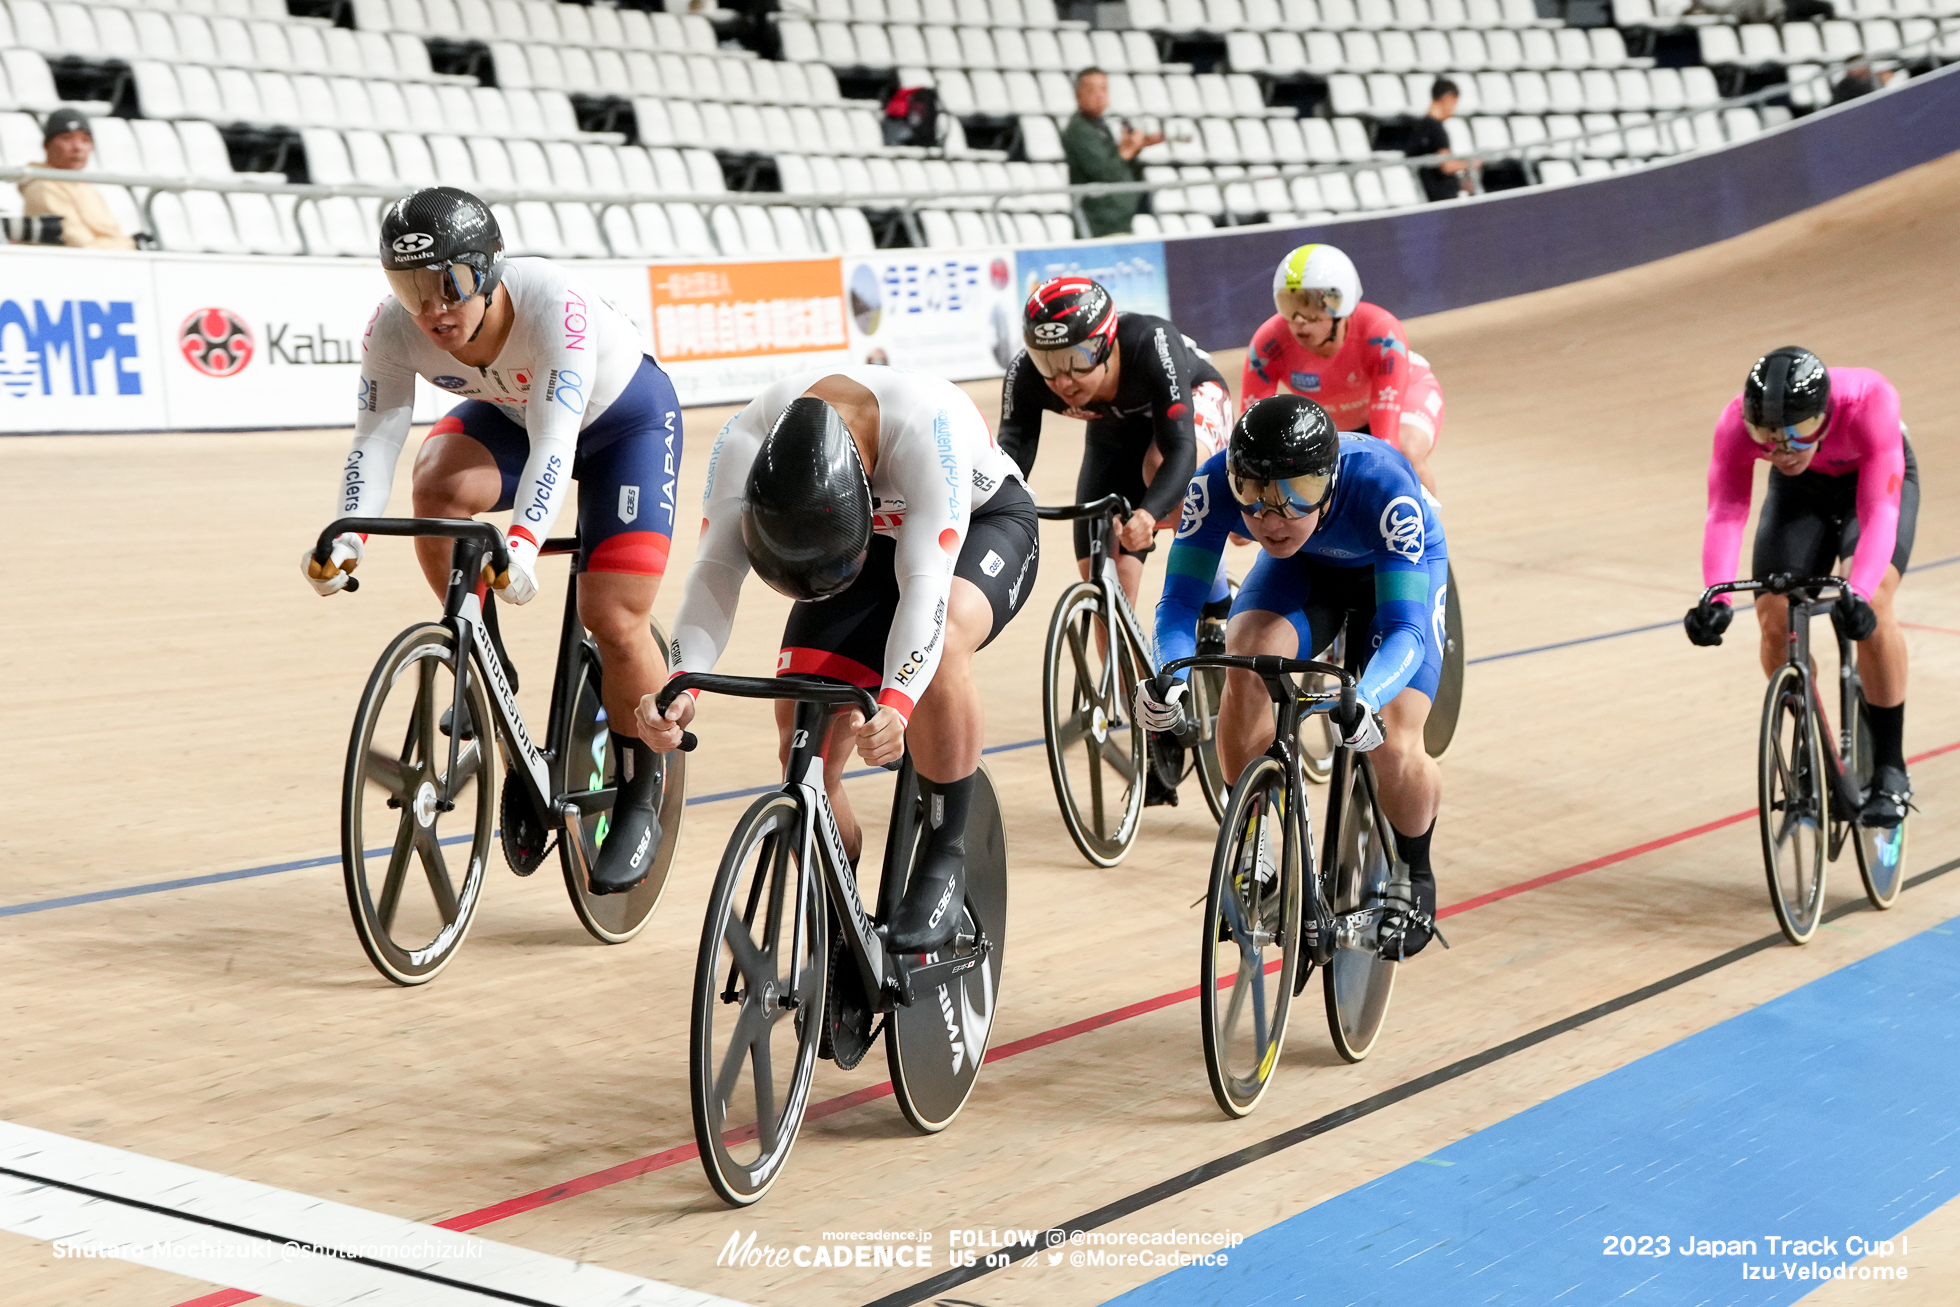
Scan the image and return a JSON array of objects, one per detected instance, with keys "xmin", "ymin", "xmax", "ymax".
[{"xmin": 1155, "ymin": 435, "xmax": 1449, "ymax": 712}]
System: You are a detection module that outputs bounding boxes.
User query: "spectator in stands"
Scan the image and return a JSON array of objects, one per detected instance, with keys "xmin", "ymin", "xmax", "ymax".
[
  {"xmin": 1403, "ymin": 79, "xmax": 1473, "ymax": 204},
  {"xmin": 1062, "ymin": 68, "xmax": 1163, "ymax": 238},
  {"xmin": 19, "ymin": 109, "xmax": 136, "ymax": 251},
  {"xmin": 1831, "ymin": 61, "xmax": 1891, "ymax": 103}
]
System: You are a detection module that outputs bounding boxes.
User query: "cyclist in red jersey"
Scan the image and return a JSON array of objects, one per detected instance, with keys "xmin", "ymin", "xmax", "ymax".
[{"xmin": 1240, "ymin": 243, "xmax": 1444, "ymax": 494}]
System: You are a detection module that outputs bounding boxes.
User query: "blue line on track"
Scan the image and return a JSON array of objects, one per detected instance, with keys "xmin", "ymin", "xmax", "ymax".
[
  {"xmin": 8, "ymin": 556, "xmax": 1956, "ymax": 920},
  {"xmin": 1110, "ymin": 912, "xmax": 1960, "ymax": 1307}
]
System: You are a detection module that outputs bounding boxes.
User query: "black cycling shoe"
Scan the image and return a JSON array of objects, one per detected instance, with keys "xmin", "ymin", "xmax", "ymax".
[
  {"xmin": 883, "ymin": 851, "xmax": 965, "ymax": 954},
  {"xmin": 588, "ymin": 743, "xmax": 663, "ymax": 895},
  {"xmin": 1860, "ymin": 764, "xmax": 1913, "ymax": 829},
  {"xmin": 1145, "ymin": 730, "xmax": 1183, "ymax": 807},
  {"xmin": 1376, "ymin": 864, "xmax": 1439, "ymax": 962},
  {"xmin": 438, "ymin": 701, "xmax": 476, "ymax": 740}
]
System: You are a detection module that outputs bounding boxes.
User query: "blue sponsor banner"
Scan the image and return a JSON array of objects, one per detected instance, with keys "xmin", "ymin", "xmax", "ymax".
[
  {"xmin": 0, "ymin": 297, "xmax": 142, "ymax": 399},
  {"xmin": 1015, "ymin": 240, "xmax": 1169, "ymax": 321}
]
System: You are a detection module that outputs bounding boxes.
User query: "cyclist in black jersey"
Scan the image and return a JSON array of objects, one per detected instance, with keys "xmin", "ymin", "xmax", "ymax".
[{"xmin": 999, "ymin": 276, "xmax": 1234, "ymax": 805}]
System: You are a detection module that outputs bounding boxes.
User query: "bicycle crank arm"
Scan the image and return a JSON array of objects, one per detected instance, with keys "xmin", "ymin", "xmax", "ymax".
[
  {"xmin": 556, "ymin": 806, "xmax": 600, "ymax": 888},
  {"xmin": 893, "ymin": 944, "xmax": 987, "ymax": 996},
  {"xmin": 557, "ymin": 787, "xmax": 618, "ymax": 815}
]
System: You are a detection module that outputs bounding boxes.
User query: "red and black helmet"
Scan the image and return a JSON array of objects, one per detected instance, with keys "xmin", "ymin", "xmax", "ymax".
[{"xmin": 1022, "ymin": 276, "xmax": 1117, "ymax": 377}]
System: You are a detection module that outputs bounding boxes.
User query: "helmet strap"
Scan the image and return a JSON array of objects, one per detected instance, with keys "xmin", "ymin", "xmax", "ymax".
[{"xmin": 465, "ymin": 281, "xmax": 496, "ymax": 345}]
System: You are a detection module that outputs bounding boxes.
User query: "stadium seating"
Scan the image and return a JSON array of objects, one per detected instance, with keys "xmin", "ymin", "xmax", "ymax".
[{"xmin": 0, "ymin": 0, "xmax": 1952, "ymax": 255}]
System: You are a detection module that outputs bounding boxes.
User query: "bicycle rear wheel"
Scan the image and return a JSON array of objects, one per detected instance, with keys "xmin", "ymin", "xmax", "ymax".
[
  {"xmin": 1323, "ymin": 754, "xmax": 1398, "ymax": 1063},
  {"xmin": 1042, "ymin": 581, "xmax": 1145, "ymax": 866},
  {"xmin": 1850, "ymin": 696, "xmax": 1907, "ymax": 910},
  {"xmin": 1424, "ymin": 564, "xmax": 1464, "ymax": 758},
  {"xmin": 887, "ymin": 762, "xmax": 1008, "ymax": 1134},
  {"xmin": 1760, "ymin": 664, "xmax": 1828, "ymax": 944},
  {"xmin": 1200, "ymin": 754, "xmax": 1300, "ymax": 1117},
  {"xmin": 691, "ymin": 791, "xmax": 826, "ymax": 1206},
  {"xmin": 559, "ymin": 619, "xmax": 687, "ymax": 943},
  {"xmin": 342, "ymin": 622, "xmax": 495, "ymax": 986}
]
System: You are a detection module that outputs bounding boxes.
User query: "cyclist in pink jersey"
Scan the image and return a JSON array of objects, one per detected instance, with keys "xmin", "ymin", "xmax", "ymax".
[
  {"xmin": 1684, "ymin": 348, "xmax": 1919, "ymax": 826},
  {"xmin": 1240, "ymin": 243, "xmax": 1445, "ymax": 493}
]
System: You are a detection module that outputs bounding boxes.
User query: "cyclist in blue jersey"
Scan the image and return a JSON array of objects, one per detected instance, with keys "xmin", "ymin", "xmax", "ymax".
[{"xmin": 1137, "ymin": 394, "xmax": 1449, "ymax": 958}]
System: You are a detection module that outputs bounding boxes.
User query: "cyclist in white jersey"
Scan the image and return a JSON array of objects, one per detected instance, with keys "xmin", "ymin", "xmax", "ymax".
[
  {"xmin": 302, "ymin": 187, "xmax": 683, "ymax": 896},
  {"xmin": 637, "ymin": 366, "xmax": 1038, "ymax": 951}
]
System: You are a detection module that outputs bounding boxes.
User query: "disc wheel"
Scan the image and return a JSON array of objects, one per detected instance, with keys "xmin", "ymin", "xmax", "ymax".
[
  {"xmin": 1323, "ymin": 754, "xmax": 1398, "ymax": 1063},
  {"xmin": 1424, "ymin": 564, "xmax": 1464, "ymax": 758},
  {"xmin": 559, "ymin": 620, "xmax": 687, "ymax": 943},
  {"xmin": 342, "ymin": 622, "xmax": 495, "ymax": 986},
  {"xmin": 1759, "ymin": 664, "xmax": 1828, "ymax": 945},
  {"xmin": 690, "ymin": 791, "xmax": 825, "ymax": 1206},
  {"xmin": 1200, "ymin": 754, "xmax": 1301, "ymax": 1117},
  {"xmin": 887, "ymin": 763, "xmax": 1008, "ymax": 1133},
  {"xmin": 1850, "ymin": 698, "xmax": 1907, "ymax": 910},
  {"xmin": 1042, "ymin": 581, "xmax": 1145, "ymax": 866}
]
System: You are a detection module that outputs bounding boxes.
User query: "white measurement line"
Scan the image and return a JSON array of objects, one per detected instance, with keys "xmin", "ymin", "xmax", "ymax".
[{"xmin": 0, "ymin": 1120, "xmax": 753, "ymax": 1307}]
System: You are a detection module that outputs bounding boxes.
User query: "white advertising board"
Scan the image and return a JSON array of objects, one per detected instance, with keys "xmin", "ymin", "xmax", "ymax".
[
  {"xmin": 0, "ymin": 246, "xmax": 167, "ymax": 433},
  {"xmin": 842, "ymin": 249, "xmax": 1020, "ymax": 380}
]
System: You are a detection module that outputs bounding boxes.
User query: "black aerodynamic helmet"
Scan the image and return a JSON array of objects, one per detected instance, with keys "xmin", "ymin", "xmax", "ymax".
[
  {"xmin": 743, "ymin": 397, "xmax": 874, "ymax": 602},
  {"xmin": 378, "ymin": 186, "xmax": 506, "ymax": 315},
  {"xmin": 1022, "ymin": 276, "xmax": 1117, "ymax": 378},
  {"xmin": 1742, "ymin": 347, "xmax": 1832, "ymax": 436},
  {"xmin": 1227, "ymin": 394, "xmax": 1341, "ymax": 517}
]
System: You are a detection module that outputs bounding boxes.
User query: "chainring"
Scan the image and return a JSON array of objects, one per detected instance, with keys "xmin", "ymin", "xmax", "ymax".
[
  {"xmin": 499, "ymin": 769, "xmax": 552, "ymax": 877},
  {"xmin": 819, "ymin": 917, "xmax": 876, "ymax": 1070}
]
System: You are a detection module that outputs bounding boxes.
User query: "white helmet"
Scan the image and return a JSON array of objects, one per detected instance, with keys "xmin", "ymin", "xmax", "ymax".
[{"xmin": 1272, "ymin": 243, "xmax": 1361, "ymax": 321}]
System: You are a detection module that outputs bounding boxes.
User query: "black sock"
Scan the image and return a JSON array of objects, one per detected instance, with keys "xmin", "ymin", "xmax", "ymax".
[
  {"xmin": 917, "ymin": 774, "xmax": 974, "ymax": 868},
  {"xmin": 1866, "ymin": 702, "xmax": 1905, "ymax": 771},
  {"xmin": 1393, "ymin": 820, "xmax": 1434, "ymax": 875},
  {"xmin": 618, "ymin": 736, "xmax": 661, "ymax": 810}
]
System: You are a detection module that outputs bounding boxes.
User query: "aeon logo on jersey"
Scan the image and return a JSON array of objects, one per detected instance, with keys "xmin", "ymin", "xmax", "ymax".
[
  {"xmin": 1378, "ymin": 496, "xmax": 1424, "ymax": 561},
  {"xmin": 179, "ymin": 308, "xmax": 253, "ymax": 378}
]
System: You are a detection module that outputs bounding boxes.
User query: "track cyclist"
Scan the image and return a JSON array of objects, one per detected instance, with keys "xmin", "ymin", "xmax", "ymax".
[
  {"xmin": 1241, "ymin": 243, "xmax": 1446, "ymax": 494},
  {"xmin": 998, "ymin": 275, "xmax": 1234, "ymax": 803},
  {"xmin": 1683, "ymin": 347, "xmax": 1918, "ymax": 827},
  {"xmin": 301, "ymin": 186, "xmax": 683, "ymax": 896},
  {"xmin": 636, "ymin": 367, "xmax": 1038, "ymax": 953},
  {"xmin": 1138, "ymin": 395, "xmax": 1450, "ymax": 960}
]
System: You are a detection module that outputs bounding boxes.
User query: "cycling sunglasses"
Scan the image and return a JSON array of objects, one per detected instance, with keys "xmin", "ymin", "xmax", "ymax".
[
  {"xmin": 1026, "ymin": 338, "xmax": 1111, "ymax": 379},
  {"xmin": 385, "ymin": 262, "xmax": 487, "ymax": 313},
  {"xmin": 1229, "ymin": 469, "xmax": 1334, "ymax": 519},
  {"xmin": 1274, "ymin": 287, "xmax": 1339, "ymax": 320},
  {"xmin": 1745, "ymin": 415, "xmax": 1824, "ymax": 454}
]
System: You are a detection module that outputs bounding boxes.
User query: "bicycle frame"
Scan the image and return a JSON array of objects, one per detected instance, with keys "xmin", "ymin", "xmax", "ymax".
[
  {"xmin": 1037, "ymin": 492, "xmax": 1156, "ymax": 676},
  {"xmin": 314, "ymin": 516, "xmax": 614, "ymax": 871},
  {"xmin": 658, "ymin": 672, "xmax": 985, "ymax": 1013}
]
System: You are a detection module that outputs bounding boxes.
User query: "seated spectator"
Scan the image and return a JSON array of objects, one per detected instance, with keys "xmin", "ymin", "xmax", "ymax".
[
  {"xmin": 19, "ymin": 109, "xmax": 137, "ymax": 251},
  {"xmin": 1062, "ymin": 67, "xmax": 1163, "ymax": 238},
  {"xmin": 1403, "ymin": 79, "xmax": 1474, "ymax": 203},
  {"xmin": 1830, "ymin": 61, "xmax": 1892, "ymax": 104}
]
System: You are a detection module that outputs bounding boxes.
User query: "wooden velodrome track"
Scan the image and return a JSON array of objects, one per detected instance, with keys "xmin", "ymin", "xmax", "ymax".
[{"xmin": 5, "ymin": 152, "xmax": 1960, "ymax": 1307}]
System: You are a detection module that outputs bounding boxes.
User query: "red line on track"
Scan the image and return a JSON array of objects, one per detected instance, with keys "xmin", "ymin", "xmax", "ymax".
[
  {"xmin": 165, "ymin": 736, "xmax": 1960, "ymax": 1307},
  {"xmin": 1902, "ymin": 623, "xmax": 1960, "ymax": 637}
]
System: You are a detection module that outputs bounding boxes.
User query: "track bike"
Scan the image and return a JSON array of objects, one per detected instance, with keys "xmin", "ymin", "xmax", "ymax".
[
  {"xmin": 655, "ymin": 672, "xmax": 1007, "ymax": 1206},
  {"xmin": 1038, "ymin": 493, "xmax": 1234, "ymax": 865},
  {"xmin": 314, "ymin": 517, "xmax": 686, "ymax": 986},
  {"xmin": 1699, "ymin": 574, "xmax": 1908, "ymax": 945},
  {"xmin": 1168, "ymin": 616, "xmax": 1432, "ymax": 1116}
]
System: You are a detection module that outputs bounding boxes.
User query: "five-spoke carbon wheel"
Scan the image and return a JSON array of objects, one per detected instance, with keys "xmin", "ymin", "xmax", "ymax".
[
  {"xmin": 691, "ymin": 792, "xmax": 826, "ymax": 1206},
  {"xmin": 342, "ymin": 621, "xmax": 495, "ymax": 986},
  {"xmin": 1323, "ymin": 755, "xmax": 1398, "ymax": 1063},
  {"xmin": 1759, "ymin": 664, "xmax": 1828, "ymax": 945},
  {"xmin": 1042, "ymin": 581, "xmax": 1146, "ymax": 866},
  {"xmin": 1200, "ymin": 755, "xmax": 1301, "ymax": 1117}
]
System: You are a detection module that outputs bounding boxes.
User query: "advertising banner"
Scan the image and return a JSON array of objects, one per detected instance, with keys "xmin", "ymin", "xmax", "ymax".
[
  {"xmin": 842, "ymin": 250, "xmax": 1020, "ymax": 379},
  {"xmin": 0, "ymin": 248, "xmax": 166, "ymax": 433},
  {"xmin": 649, "ymin": 259, "xmax": 851, "ymax": 407},
  {"xmin": 1014, "ymin": 240, "xmax": 1169, "ymax": 321}
]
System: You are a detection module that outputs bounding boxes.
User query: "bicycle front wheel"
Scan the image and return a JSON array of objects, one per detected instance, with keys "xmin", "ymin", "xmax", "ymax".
[
  {"xmin": 691, "ymin": 791, "xmax": 826, "ymax": 1206},
  {"xmin": 342, "ymin": 622, "xmax": 495, "ymax": 986},
  {"xmin": 1323, "ymin": 754, "xmax": 1398, "ymax": 1063},
  {"xmin": 1042, "ymin": 581, "xmax": 1145, "ymax": 866},
  {"xmin": 1200, "ymin": 754, "xmax": 1301, "ymax": 1117},
  {"xmin": 1760, "ymin": 664, "xmax": 1828, "ymax": 944},
  {"xmin": 1850, "ymin": 697, "xmax": 1907, "ymax": 910}
]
